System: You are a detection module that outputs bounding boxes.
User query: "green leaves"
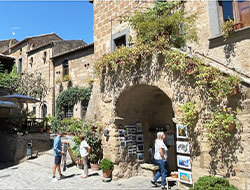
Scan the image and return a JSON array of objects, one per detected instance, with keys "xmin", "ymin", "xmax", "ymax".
[
  {"xmin": 191, "ymin": 176, "xmax": 238, "ymax": 190},
  {"xmin": 180, "ymin": 102, "xmax": 198, "ymax": 126},
  {"xmin": 100, "ymin": 158, "xmax": 114, "ymax": 171},
  {"xmin": 55, "ymin": 87, "xmax": 91, "ymax": 120},
  {"xmin": 205, "ymin": 109, "xmax": 240, "ymax": 141}
]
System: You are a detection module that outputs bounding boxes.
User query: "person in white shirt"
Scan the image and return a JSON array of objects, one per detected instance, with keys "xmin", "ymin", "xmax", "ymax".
[
  {"xmin": 151, "ymin": 132, "xmax": 168, "ymax": 190},
  {"xmin": 79, "ymin": 136, "xmax": 91, "ymax": 178}
]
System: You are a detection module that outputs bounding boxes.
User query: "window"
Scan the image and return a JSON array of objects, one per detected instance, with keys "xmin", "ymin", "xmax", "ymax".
[
  {"xmin": 19, "ymin": 48, "xmax": 22, "ymax": 55},
  {"xmin": 29, "ymin": 57, "xmax": 33, "ymax": 67},
  {"xmin": 18, "ymin": 58, "xmax": 22, "ymax": 74},
  {"xmin": 111, "ymin": 28, "xmax": 130, "ymax": 52},
  {"xmin": 63, "ymin": 60, "xmax": 69, "ymax": 77},
  {"xmin": 32, "ymin": 106, "xmax": 36, "ymax": 115},
  {"xmin": 81, "ymin": 100, "xmax": 89, "ymax": 117},
  {"xmin": 219, "ymin": 0, "xmax": 250, "ymax": 27},
  {"xmin": 43, "ymin": 51, "xmax": 47, "ymax": 63},
  {"xmin": 114, "ymin": 35, "xmax": 126, "ymax": 49},
  {"xmin": 64, "ymin": 106, "xmax": 73, "ymax": 118}
]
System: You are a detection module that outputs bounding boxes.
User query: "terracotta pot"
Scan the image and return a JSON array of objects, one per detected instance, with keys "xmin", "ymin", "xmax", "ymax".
[
  {"xmin": 232, "ymin": 87, "xmax": 239, "ymax": 95},
  {"xmin": 103, "ymin": 169, "xmax": 112, "ymax": 178},
  {"xmin": 90, "ymin": 163, "xmax": 100, "ymax": 171},
  {"xmin": 228, "ymin": 123, "xmax": 236, "ymax": 131},
  {"xmin": 233, "ymin": 23, "xmax": 243, "ymax": 31}
]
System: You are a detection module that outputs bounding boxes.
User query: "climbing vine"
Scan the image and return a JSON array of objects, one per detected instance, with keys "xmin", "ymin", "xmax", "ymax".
[
  {"xmin": 95, "ymin": 2, "xmax": 241, "ymax": 142},
  {"xmin": 56, "ymin": 87, "xmax": 91, "ymax": 120}
]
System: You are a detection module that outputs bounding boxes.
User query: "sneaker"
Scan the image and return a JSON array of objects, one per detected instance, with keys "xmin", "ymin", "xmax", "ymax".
[
  {"xmin": 161, "ymin": 185, "xmax": 167, "ymax": 190},
  {"xmin": 60, "ymin": 174, "xmax": 66, "ymax": 179},
  {"xmin": 51, "ymin": 177, "xmax": 58, "ymax": 182},
  {"xmin": 151, "ymin": 179, "xmax": 157, "ymax": 186}
]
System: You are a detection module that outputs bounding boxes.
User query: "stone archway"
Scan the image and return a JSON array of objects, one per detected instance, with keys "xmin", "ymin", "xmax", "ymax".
[{"xmin": 114, "ymin": 84, "xmax": 177, "ymax": 173}]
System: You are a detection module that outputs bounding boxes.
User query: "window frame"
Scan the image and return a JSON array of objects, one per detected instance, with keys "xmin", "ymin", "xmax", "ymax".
[{"xmin": 111, "ymin": 28, "xmax": 130, "ymax": 52}]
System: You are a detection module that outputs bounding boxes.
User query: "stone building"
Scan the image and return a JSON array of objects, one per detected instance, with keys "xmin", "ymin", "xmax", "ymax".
[
  {"xmin": 0, "ymin": 32, "xmax": 94, "ymax": 119},
  {"xmin": 0, "ymin": 39, "xmax": 18, "ymax": 53},
  {"xmin": 2, "ymin": 33, "xmax": 62, "ymax": 74},
  {"xmin": 86, "ymin": 1, "xmax": 250, "ymax": 189},
  {"xmin": 26, "ymin": 39, "xmax": 87, "ymax": 118},
  {"xmin": 51, "ymin": 43, "xmax": 94, "ymax": 119}
]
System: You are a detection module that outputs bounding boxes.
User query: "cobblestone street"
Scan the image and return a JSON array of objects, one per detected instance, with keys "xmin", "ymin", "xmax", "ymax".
[{"xmin": 0, "ymin": 147, "xmax": 178, "ymax": 190}]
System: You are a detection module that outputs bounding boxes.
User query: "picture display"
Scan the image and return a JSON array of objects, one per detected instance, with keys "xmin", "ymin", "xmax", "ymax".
[
  {"xmin": 176, "ymin": 124, "xmax": 188, "ymax": 139},
  {"xmin": 177, "ymin": 155, "xmax": 191, "ymax": 169},
  {"xmin": 178, "ymin": 169, "xmax": 193, "ymax": 184},
  {"xmin": 118, "ymin": 123, "xmax": 144, "ymax": 161},
  {"xmin": 176, "ymin": 141, "xmax": 190, "ymax": 154}
]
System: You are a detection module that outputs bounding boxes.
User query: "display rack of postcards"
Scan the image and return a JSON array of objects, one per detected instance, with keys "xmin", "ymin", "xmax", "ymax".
[
  {"xmin": 176, "ymin": 123, "xmax": 193, "ymax": 185},
  {"xmin": 118, "ymin": 123, "xmax": 144, "ymax": 162}
]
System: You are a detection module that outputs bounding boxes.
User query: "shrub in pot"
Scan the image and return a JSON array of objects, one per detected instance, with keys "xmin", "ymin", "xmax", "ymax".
[
  {"xmin": 100, "ymin": 158, "xmax": 114, "ymax": 178},
  {"xmin": 191, "ymin": 176, "xmax": 238, "ymax": 190}
]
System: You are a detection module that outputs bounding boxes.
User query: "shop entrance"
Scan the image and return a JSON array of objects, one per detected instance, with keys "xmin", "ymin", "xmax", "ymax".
[{"xmin": 115, "ymin": 84, "xmax": 177, "ymax": 172}]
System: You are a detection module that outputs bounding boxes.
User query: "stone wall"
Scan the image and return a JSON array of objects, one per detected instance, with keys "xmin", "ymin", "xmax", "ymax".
[
  {"xmin": 54, "ymin": 45, "xmax": 94, "ymax": 118},
  {"xmin": 87, "ymin": 52, "xmax": 250, "ymax": 189},
  {"xmin": 0, "ymin": 133, "xmax": 53, "ymax": 164}
]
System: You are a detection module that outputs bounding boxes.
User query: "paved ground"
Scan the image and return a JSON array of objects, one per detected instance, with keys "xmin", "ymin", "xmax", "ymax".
[{"xmin": 0, "ymin": 136, "xmax": 178, "ymax": 190}]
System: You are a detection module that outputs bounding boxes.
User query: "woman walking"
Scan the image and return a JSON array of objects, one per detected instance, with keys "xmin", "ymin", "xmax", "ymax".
[{"xmin": 151, "ymin": 132, "xmax": 168, "ymax": 190}]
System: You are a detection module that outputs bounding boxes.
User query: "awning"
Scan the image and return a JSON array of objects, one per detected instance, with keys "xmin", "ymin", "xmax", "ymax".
[{"xmin": 0, "ymin": 100, "xmax": 17, "ymax": 108}]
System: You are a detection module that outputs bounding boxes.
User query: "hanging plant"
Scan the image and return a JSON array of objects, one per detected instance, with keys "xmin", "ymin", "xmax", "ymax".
[
  {"xmin": 180, "ymin": 102, "xmax": 198, "ymax": 126},
  {"xmin": 205, "ymin": 108, "xmax": 240, "ymax": 141}
]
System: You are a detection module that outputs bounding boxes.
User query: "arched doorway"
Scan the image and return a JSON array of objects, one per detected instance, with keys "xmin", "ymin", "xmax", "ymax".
[
  {"xmin": 41, "ymin": 104, "xmax": 47, "ymax": 119},
  {"xmin": 115, "ymin": 84, "xmax": 177, "ymax": 172}
]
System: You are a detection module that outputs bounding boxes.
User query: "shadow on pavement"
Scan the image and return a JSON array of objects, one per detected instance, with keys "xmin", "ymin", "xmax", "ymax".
[
  {"xmin": 0, "ymin": 162, "xmax": 15, "ymax": 170},
  {"xmin": 88, "ymin": 172, "xmax": 99, "ymax": 177}
]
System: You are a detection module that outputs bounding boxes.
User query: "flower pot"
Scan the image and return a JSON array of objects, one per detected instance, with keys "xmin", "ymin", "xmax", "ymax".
[
  {"xmin": 233, "ymin": 23, "xmax": 243, "ymax": 31},
  {"xmin": 102, "ymin": 169, "xmax": 112, "ymax": 178},
  {"xmin": 90, "ymin": 163, "xmax": 100, "ymax": 171},
  {"xmin": 40, "ymin": 128, "xmax": 44, "ymax": 133},
  {"xmin": 228, "ymin": 123, "xmax": 236, "ymax": 131}
]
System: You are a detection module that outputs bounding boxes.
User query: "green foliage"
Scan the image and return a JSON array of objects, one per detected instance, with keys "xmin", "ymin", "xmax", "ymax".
[
  {"xmin": 205, "ymin": 109, "xmax": 240, "ymax": 141},
  {"xmin": 180, "ymin": 102, "xmax": 198, "ymax": 126},
  {"xmin": 100, "ymin": 158, "xmax": 114, "ymax": 171},
  {"xmin": 67, "ymin": 119, "xmax": 103, "ymax": 164},
  {"xmin": 95, "ymin": 2, "xmax": 197, "ymax": 75},
  {"xmin": 191, "ymin": 176, "xmax": 238, "ymax": 190},
  {"xmin": 56, "ymin": 87, "xmax": 91, "ymax": 120},
  {"xmin": 95, "ymin": 43, "xmax": 153, "ymax": 75},
  {"xmin": 221, "ymin": 19, "xmax": 234, "ymax": 39},
  {"xmin": 63, "ymin": 75, "xmax": 71, "ymax": 81},
  {"xmin": 0, "ymin": 66, "xmax": 48, "ymax": 100},
  {"xmin": 0, "ymin": 66, "xmax": 21, "ymax": 92},
  {"xmin": 209, "ymin": 75, "xmax": 241, "ymax": 100},
  {"xmin": 55, "ymin": 77, "xmax": 61, "ymax": 84},
  {"xmin": 127, "ymin": 1, "xmax": 197, "ymax": 48}
]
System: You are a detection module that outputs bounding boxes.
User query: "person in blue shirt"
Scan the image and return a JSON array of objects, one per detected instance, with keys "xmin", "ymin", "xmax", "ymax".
[{"xmin": 52, "ymin": 132, "xmax": 66, "ymax": 182}]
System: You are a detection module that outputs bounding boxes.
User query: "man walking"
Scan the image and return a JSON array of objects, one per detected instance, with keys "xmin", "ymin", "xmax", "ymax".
[{"xmin": 52, "ymin": 132, "xmax": 65, "ymax": 182}]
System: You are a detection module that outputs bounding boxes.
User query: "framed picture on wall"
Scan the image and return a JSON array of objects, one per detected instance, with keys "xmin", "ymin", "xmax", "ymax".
[
  {"xmin": 137, "ymin": 143, "xmax": 144, "ymax": 152},
  {"xmin": 177, "ymin": 155, "xmax": 191, "ymax": 169},
  {"xmin": 178, "ymin": 169, "xmax": 193, "ymax": 184},
  {"xmin": 176, "ymin": 141, "xmax": 190, "ymax": 154},
  {"xmin": 176, "ymin": 124, "xmax": 188, "ymax": 139},
  {"xmin": 137, "ymin": 153, "xmax": 144, "ymax": 162},
  {"xmin": 136, "ymin": 123, "xmax": 142, "ymax": 133},
  {"xmin": 136, "ymin": 134, "xmax": 144, "ymax": 142}
]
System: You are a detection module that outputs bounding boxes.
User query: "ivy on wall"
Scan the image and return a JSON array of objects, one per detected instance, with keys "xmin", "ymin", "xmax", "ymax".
[
  {"xmin": 95, "ymin": 1, "xmax": 241, "ymax": 142},
  {"xmin": 56, "ymin": 87, "xmax": 92, "ymax": 120}
]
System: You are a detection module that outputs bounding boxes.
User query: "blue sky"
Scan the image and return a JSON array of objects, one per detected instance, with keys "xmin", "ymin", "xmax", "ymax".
[{"xmin": 0, "ymin": 1, "xmax": 93, "ymax": 44}]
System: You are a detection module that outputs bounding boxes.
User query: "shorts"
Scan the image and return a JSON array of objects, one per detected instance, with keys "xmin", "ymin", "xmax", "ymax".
[{"xmin": 55, "ymin": 156, "xmax": 62, "ymax": 165}]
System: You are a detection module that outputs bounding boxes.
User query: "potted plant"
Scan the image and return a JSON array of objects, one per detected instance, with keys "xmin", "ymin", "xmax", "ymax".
[{"xmin": 100, "ymin": 158, "xmax": 114, "ymax": 178}]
